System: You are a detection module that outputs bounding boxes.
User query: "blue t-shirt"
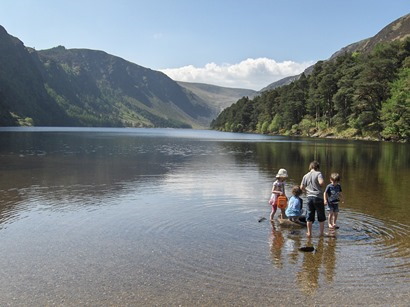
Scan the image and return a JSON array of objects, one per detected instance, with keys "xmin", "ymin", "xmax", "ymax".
[
  {"xmin": 325, "ymin": 183, "xmax": 342, "ymax": 204},
  {"xmin": 285, "ymin": 196, "xmax": 303, "ymax": 217}
]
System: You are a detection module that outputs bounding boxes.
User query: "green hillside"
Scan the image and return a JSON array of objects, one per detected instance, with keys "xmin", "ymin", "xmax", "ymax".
[
  {"xmin": 211, "ymin": 15, "xmax": 410, "ymax": 142},
  {"xmin": 37, "ymin": 46, "xmax": 213, "ymax": 128},
  {"xmin": 0, "ymin": 27, "xmax": 73, "ymax": 126},
  {"xmin": 0, "ymin": 26, "xmax": 217, "ymax": 128}
]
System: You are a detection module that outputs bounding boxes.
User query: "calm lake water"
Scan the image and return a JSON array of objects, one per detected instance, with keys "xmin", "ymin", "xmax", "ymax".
[{"xmin": 0, "ymin": 127, "xmax": 409, "ymax": 306}]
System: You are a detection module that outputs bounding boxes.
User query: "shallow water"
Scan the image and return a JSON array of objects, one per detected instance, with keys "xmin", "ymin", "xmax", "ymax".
[{"xmin": 0, "ymin": 127, "xmax": 409, "ymax": 306}]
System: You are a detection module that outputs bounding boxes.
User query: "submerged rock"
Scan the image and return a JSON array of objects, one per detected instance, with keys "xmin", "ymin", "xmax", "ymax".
[{"xmin": 299, "ymin": 246, "xmax": 315, "ymax": 252}]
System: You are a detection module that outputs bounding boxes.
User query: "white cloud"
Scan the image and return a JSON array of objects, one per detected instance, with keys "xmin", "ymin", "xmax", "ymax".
[{"xmin": 160, "ymin": 58, "xmax": 314, "ymax": 90}]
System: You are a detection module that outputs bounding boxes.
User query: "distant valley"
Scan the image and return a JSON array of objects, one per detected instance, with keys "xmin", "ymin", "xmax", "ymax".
[{"xmin": 177, "ymin": 82, "xmax": 256, "ymax": 115}]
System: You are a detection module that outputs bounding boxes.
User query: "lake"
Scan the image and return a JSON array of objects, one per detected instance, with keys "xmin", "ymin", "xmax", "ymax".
[{"xmin": 0, "ymin": 127, "xmax": 409, "ymax": 306}]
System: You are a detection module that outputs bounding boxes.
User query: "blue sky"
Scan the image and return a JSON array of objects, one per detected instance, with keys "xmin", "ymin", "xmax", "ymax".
[{"xmin": 1, "ymin": 0, "xmax": 408, "ymax": 90}]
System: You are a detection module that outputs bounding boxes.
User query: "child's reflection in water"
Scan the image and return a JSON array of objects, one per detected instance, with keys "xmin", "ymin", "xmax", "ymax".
[
  {"xmin": 324, "ymin": 237, "xmax": 337, "ymax": 283},
  {"xmin": 297, "ymin": 237, "xmax": 324, "ymax": 294},
  {"xmin": 296, "ymin": 237, "xmax": 337, "ymax": 295},
  {"xmin": 269, "ymin": 221, "xmax": 284, "ymax": 268},
  {"xmin": 269, "ymin": 222, "xmax": 337, "ymax": 295}
]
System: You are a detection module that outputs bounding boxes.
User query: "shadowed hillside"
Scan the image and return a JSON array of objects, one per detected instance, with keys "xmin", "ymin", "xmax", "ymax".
[{"xmin": 1, "ymin": 26, "xmax": 240, "ymax": 128}]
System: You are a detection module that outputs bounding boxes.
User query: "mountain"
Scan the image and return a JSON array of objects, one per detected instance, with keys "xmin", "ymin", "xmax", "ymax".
[
  {"xmin": 37, "ymin": 46, "xmax": 215, "ymax": 128},
  {"xmin": 0, "ymin": 26, "xmax": 72, "ymax": 126},
  {"xmin": 211, "ymin": 13, "xmax": 410, "ymax": 141},
  {"xmin": 177, "ymin": 81, "xmax": 256, "ymax": 114},
  {"xmin": 330, "ymin": 13, "xmax": 410, "ymax": 59},
  {"xmin": 260, "ymin": 13, "xmax": 410, "ymax": 92},
  {"xmin": 0, "ymin": 25, "xmax": 239, "ymax": 128}
]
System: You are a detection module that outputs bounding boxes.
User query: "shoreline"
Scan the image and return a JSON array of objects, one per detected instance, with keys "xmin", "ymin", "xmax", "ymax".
[
  {"xmin": 3, "ymin": 124, "xmax": 408, "ymax": 143},
  {"xmin": 254, "ymin": 129, "xmax": 407, "ymax": 143}
]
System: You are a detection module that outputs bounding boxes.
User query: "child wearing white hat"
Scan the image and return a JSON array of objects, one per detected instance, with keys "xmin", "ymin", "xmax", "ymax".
[{"xmin": 269, "ymin": 168, "xmax": 288, "ymax": 221}]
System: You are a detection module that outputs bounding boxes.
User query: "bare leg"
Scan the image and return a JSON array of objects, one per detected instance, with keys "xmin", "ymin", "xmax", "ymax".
[
  {"xmin": 319, "ymin": 221, "xmax": 325, "ymax": 236},
  {"xmin": 333, "ymin": 212, "xmax": 339, "ymax": 227},
  {"xmin": 270, "ymin": 207, "xmax": 277, "ymax": 221},
  {"xmin": 306, "ymin": 221, "xmax": 313, "ymax": 237},
  {"xmin": 328, "ymin": 212, "xmax": 334, "ymax": 228}
]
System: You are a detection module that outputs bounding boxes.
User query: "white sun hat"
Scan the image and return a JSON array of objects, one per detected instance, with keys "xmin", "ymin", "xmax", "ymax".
[{"xmin": 275, "ymin": 168, "xmax": 288, "ymax": 178}]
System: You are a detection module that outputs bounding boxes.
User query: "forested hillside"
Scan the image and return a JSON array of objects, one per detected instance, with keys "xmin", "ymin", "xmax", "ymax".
[{"xmin": 211, "ymin": 37, "xmax": 410, "ymax": 142}]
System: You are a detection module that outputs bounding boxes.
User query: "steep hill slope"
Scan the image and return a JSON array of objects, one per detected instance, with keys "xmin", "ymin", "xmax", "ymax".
[
  {"xmin": 261, "ymin": 13, "xmax": 410, "ymax": 92},
  {"xmin": 330, "ymin": 13, "xmax": 410, "ymax": 59},
  {"xmin": 0, "ymin": 27, "xmax": 72, "ymax": 126},
  {"xmin": 37, "ymin": 46, "xmax": 213, "ymax": 128},
  {"xmin": 0, "ymin": 26, "xmax": 219, "ymax": 128}
]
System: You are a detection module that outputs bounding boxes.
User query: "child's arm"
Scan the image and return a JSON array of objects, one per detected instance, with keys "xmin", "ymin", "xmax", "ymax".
[
  {"xmin": 271, "ymin": 187, "xmax": 280, "ymax": 194},
  {"xmin": 271, "ymin": 182, "xmax": 284, "ymax": 195},
  {"xmin": 271, "ymin": 191, "xmax": 284, "ymax": 197},
  {"xmin": 323, "ymin": 186, "xmax": 328, "ymax": 205}
]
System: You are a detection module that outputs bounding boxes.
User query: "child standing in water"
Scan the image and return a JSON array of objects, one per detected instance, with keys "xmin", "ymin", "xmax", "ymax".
[
  {"xmin": 269, "ymin": 168, "xmax": 288, "ymax": 221},
  {"xmin": 324, "ymin": 173, "xmax": 344, "ymax": 229}
]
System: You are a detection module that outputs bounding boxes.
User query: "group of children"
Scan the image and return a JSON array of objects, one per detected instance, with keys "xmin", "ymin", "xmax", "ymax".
[{"xmin": 269, "ymin": 163, "xmax": 344, "ymax": 235}]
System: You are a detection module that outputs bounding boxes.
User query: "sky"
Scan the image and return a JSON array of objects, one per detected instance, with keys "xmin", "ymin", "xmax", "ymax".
[{"xmin": 0, "ymin": 1, "xmax": 409, "ymax": 90}]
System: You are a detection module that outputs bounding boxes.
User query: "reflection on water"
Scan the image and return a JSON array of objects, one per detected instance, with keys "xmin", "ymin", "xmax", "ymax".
[
  {"xmin": 269, "ymin": 223, "xmax": 338, "ymax": 296},
  {"xmin": 0, "ymin": 127, "xmax": 409, "ymax": 305}
]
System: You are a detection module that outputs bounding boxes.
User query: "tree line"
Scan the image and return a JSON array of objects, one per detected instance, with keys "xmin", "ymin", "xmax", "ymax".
[{"xmin": 211, "ymin": 38, "xmax": 410, "ymax": 142}]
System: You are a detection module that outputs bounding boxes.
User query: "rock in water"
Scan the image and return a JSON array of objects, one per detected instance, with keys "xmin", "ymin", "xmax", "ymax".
[{"xmin": 299, "ymin": 246, "xmax": 315, "ymax": 252}]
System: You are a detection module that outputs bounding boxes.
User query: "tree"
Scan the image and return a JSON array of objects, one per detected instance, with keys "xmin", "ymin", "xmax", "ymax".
[
  {"xmin": 211, "ymin": 38, "xmax": 410, "ymax": 142},
  {"xmin": 268, "ymin": 114, "xmax": 282, "ymax": 133},
  {"xmin": 381, "ymin": 67, "xmax": 410, "ymax": 141},
  {"xmin": 306, "ymin": 61, "xmax": 325, "ymax": 126},
  {"xmin": 333, "ymin": 55, "xmax": 361, "ymax": 127},
  {"xmin": 351, "ymin": 48, "xmax": 398, "ymax": 134}
]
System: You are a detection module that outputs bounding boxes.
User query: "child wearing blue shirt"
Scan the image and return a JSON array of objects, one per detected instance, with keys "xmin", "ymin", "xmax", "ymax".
[
  {"xmin": 285, "ymin": 186, "xmax": 304, "ymax": 222},
  {"xmin": 324, "ymin": 173, "xmax": 344, "ymax": 229}
]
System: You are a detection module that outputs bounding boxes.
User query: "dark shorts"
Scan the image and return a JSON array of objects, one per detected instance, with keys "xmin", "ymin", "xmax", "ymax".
[
  {"xmin": 306, "ymin": 197, "xmax": 326, "ymax": 222},
  {"xmin": 326, "ymin": 203, "xmax": 340, "ymax": 213}
]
